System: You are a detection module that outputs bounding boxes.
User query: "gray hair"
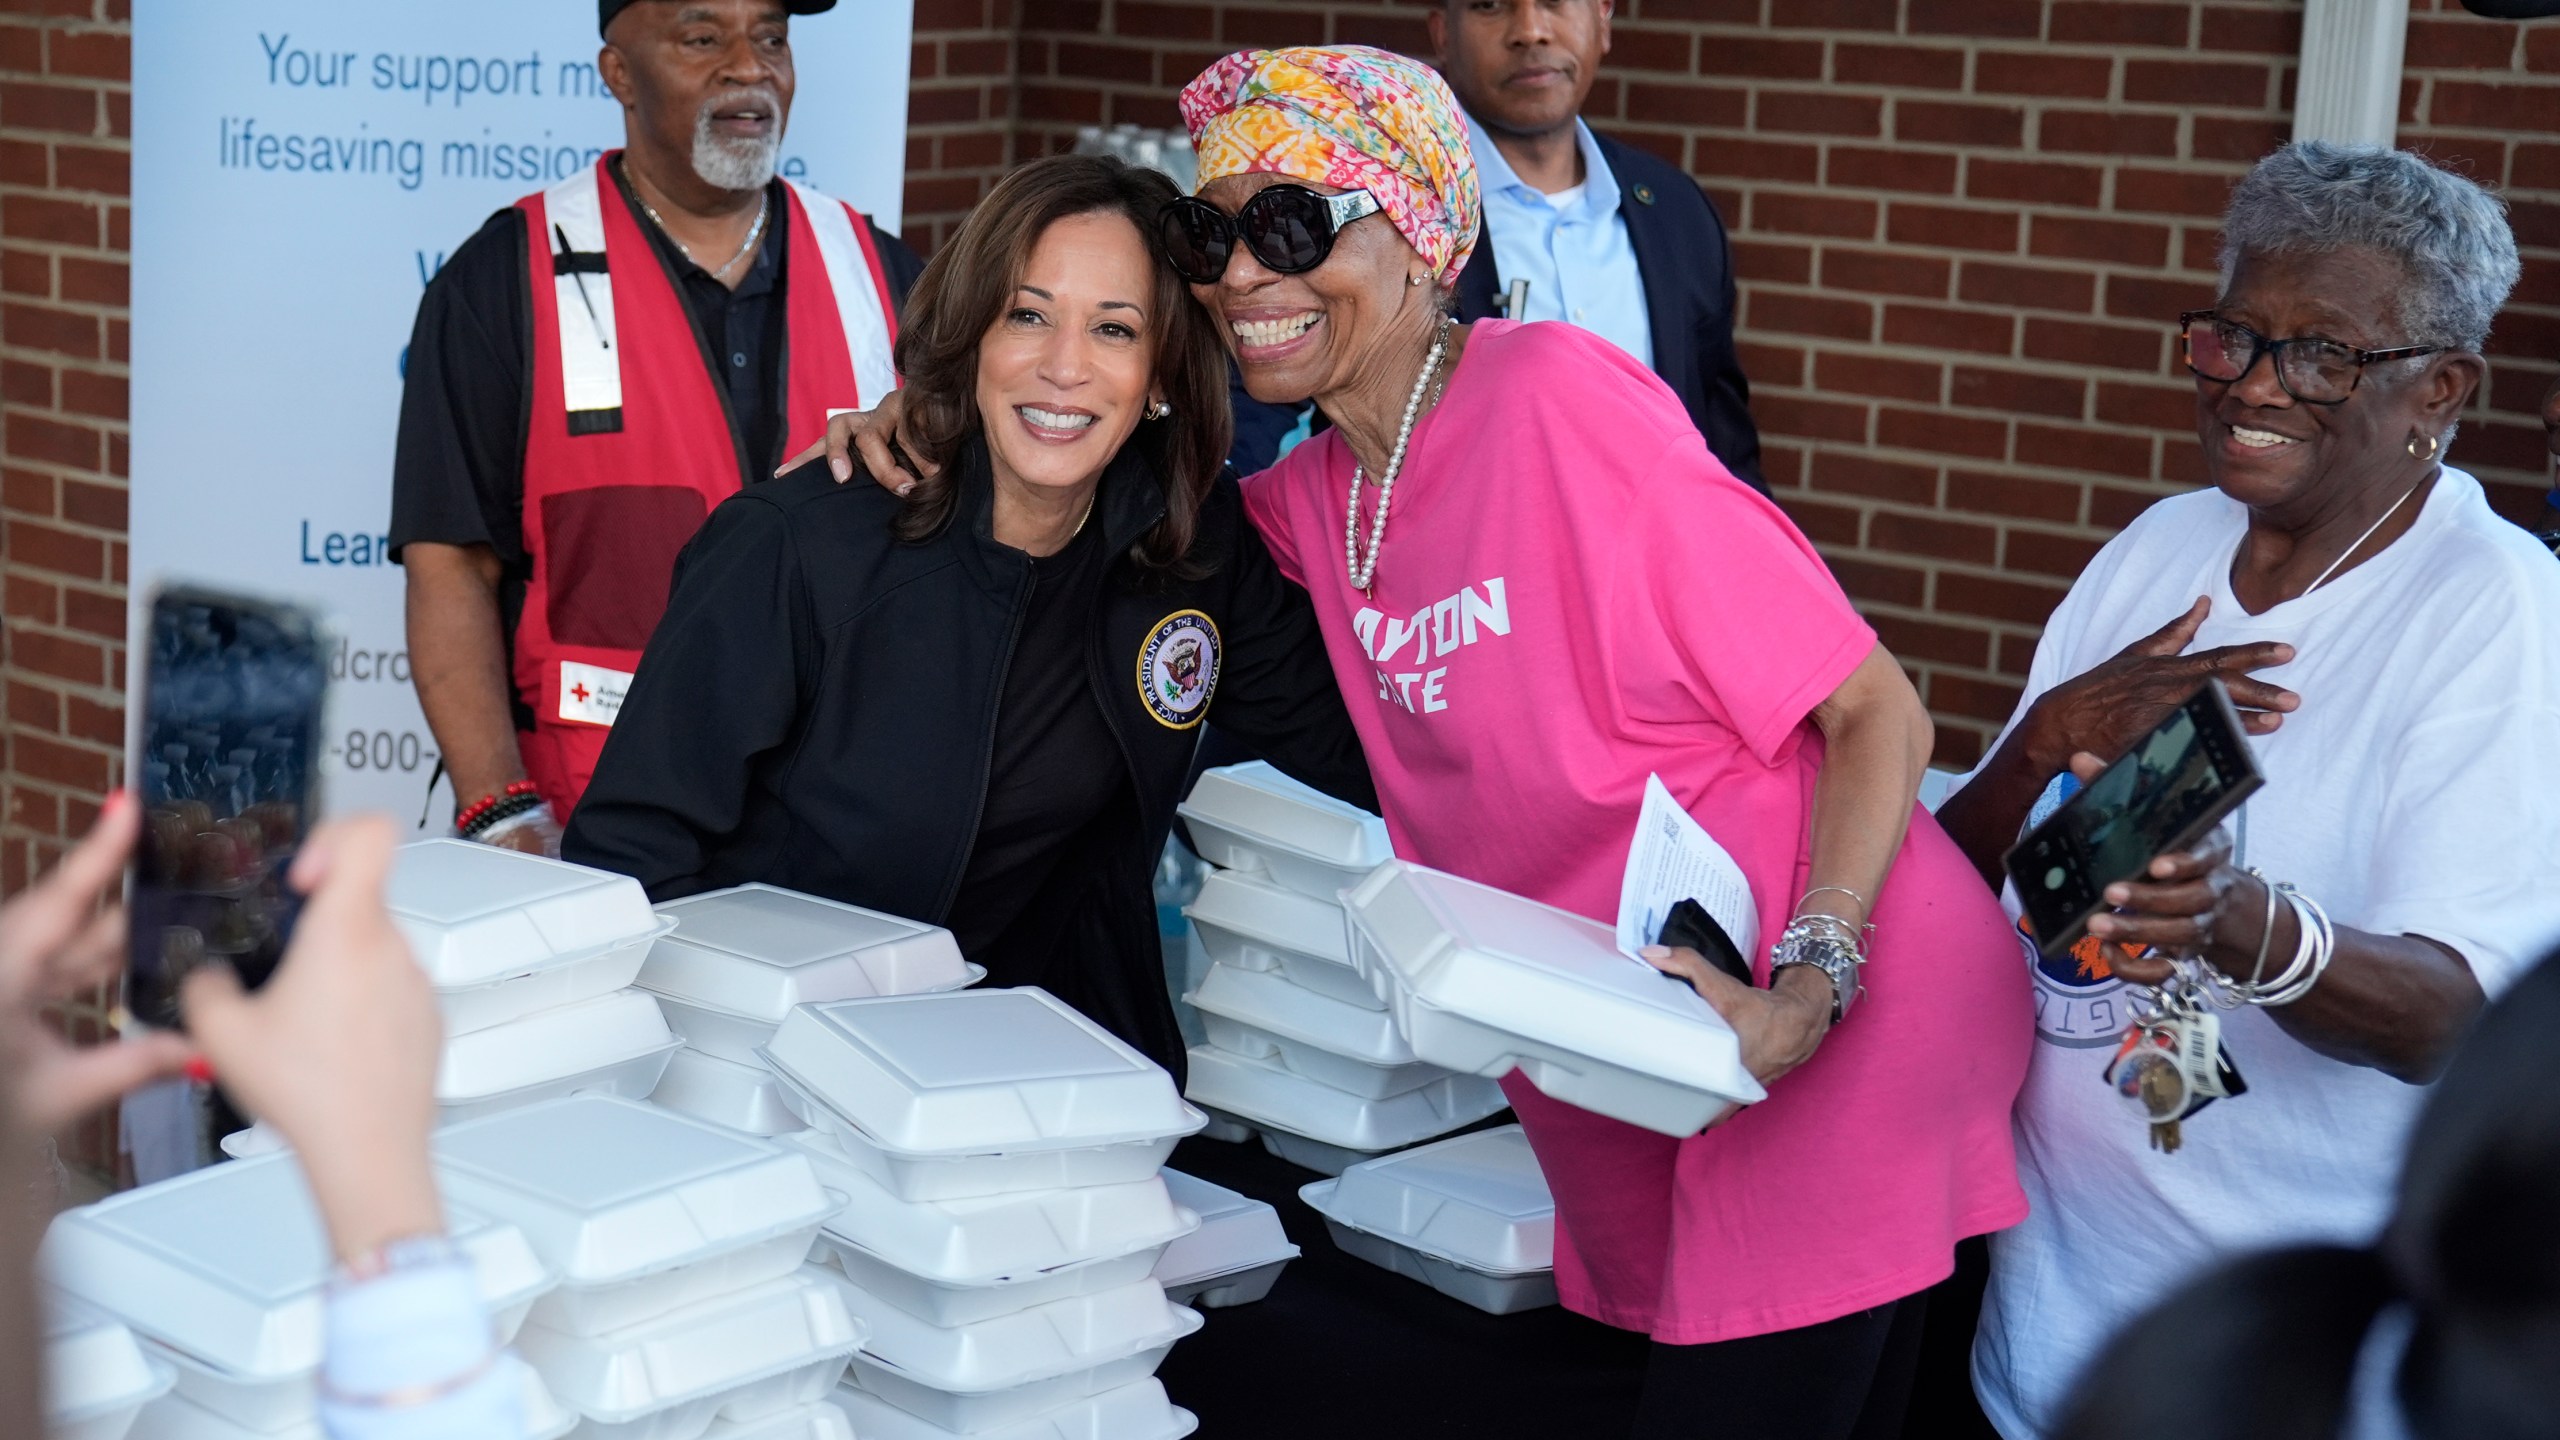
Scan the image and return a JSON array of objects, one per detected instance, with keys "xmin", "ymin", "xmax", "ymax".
[{"xmin": 2217, "ymin": 141, "xmax": 2520, "ymax": 353}]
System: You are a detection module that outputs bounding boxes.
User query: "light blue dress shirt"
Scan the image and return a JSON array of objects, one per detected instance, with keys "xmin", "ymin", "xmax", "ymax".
[{"xmin": 1465, "ymin": 113, "xmax": 1654, "ymax": 368}]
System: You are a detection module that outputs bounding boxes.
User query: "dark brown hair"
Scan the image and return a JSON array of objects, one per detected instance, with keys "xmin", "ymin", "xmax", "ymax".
[{"xmin": 892, "ymin": 154, "xmax": 1232, "ymax": 572}]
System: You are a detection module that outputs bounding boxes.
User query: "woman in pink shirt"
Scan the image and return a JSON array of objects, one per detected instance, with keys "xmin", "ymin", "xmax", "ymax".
[{"xmin": 814, "ymin": 44, "xmax": 2030, "ymax": 1440}]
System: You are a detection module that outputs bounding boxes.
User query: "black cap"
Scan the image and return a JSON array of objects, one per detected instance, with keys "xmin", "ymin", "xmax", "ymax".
[{"xmin": 601, "ymin": 0, "xmax": 838, "ymax": 37}]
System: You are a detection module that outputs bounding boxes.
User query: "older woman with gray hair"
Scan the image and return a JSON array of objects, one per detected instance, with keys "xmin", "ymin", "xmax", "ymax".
[{"xmin": 1938, "ymin": 141, "xmax": 2560, "ymax": 1437}]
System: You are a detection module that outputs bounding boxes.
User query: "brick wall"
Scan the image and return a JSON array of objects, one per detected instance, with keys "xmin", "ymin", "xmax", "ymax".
[{"xmin": 1020, "ymin": 0, "xmax": 2560, "ymax": 766}]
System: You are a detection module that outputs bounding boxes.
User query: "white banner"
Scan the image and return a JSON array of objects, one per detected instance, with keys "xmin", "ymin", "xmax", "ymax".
[{"xmin": 129, "ymin": 0, "xmax": 912, "ymax": 829}]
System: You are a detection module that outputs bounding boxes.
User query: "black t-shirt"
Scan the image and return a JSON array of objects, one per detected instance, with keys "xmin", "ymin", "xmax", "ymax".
[
  {"xmin": 946, "ymin": 517, "xmax": 1131, "ymax": 972},
  {"xmin": 387, "ymin": 160, "xmax": 923, "ymax": 716}
]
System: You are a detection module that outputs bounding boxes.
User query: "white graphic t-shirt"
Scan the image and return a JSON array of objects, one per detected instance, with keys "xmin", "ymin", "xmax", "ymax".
[{"xmin": 1971, "ymin": 468, "xmax": 2560, "ymax": 1438}]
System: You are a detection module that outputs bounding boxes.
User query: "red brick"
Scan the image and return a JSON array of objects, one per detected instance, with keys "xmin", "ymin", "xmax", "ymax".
[
  {"xmin": 1, "ymin": 194, "xmax": 96, "ymax": 246},
  {"xmin": 12, "ymin": 733, "xmax": 106, "ymax": 792},
  {"xmin": 1765, "ymin": 0, "xmax": 1898, "ymax": 28},
  {"xmin": 1624, "ymin": 82, "xmax": 1747, "ymax": 128},
  {"xmin": 1749, "ymin": 290, "xmax": 1874, "ymax": 341},
  {"xmin": 1966, "ymin": 158, "xmax": 2104, "ymax": 208},
  {"xmin": 1696, "ymin": 36, "xmax": 1825, "ymax": 81},
  {"xmin": 1937, "ymin": 571, "xmax": 2070, "ymax": 625},
  {"xmin": 1869, "ymin": 509, "xmax": 1996, "ymax": 563},
  {"xmin": 1115, "ymin": 1, "xmax": 1211, "ymax": 39},
  {"xmin": 1883, "ymin": 302, "xmax": 2015, "ymax": 355},
  {"xmin": 1012, "ymin": 84, "xmax": 1099, "ymax": 124},
  {"xmin": 1951, "ymin": 365, "xmax": 2087, "ymax": 419},
  {"xmin": 1886, "ymin": 202, "xmax": 2019, "ymax": 254},
  {"xmin": 1825, "ymin": 145, "xmax": 1958, "ymax": 195},
  {"xmin": 1833, "ymin": 43, "xmax": 1965, "ymax": 91},
  {"xmin": 1755, "ymin": 89, "xmax": 1882, "ymax": 138},
  {"xmin": 1820, "ymin": 247, "xmax": 1952, "ymax": 300},
  {"xmin": 1957, "ymin": 260, "xmax": 2097, "ymax": 314},
  {"xmin": 2531, "ymin": 26, "xmax": 2560, "ymax": 75},
  {"xmin": 2406, "ymin": 135, "xmax": 2508, "ymax": 189},
  {"xmin": 906, "ymin": 85, "xmax": 988, "ymax": 126},
  {"xmin": 1750, "ymin": 190, "xmax": 1877, "ymax": 239},
  {"xmin": 1019, "ymin": 0, "xmax": 1097, "ymax": 28},
  {"xmin": 104, "ymin": 430, "xmax": 125, "ymax": 479},
  {"xmin": 56, "ymin": 367, "xmax": 120, "ymax": 421},
  {"xmin": 1777, "ymin": 495, "xmax": 1862, "ymax": 547},
  {"xmin": 2192, "ymin": 115, "xmax": 2289, "ymax": 163},
  {"xmin": 1947, "ymin": 469, "xmax": 2084, "ymax": 524},
  {"xmin": 1871, "ymin": 613, "xmax": 1993, "ymax": 669},
  {"xmin": 102, "ymin": 88, "xmax": 126, "ymax": 140},
  {"xmin": 1929, "ymin": 673, "xmax": 2026, "ymax": 725},
  {"xmin": 1756, "ymin": 394, "xmax": 1872, "ymax": 444},
  {"xmin": 2050, "ymin": 1, "xmax": 2191, "ymax": 46},
  {"xmin": 2430, "ymin": 82, "xmax": 2557, "ymax": 132},
  {"xmin": 0, "ymin": 80, "xmax": 95, "ymax": 134},
  {"xmin": 60, "ymin": 584, "xmax": 117, "ymax": 639},
  {"xmin": 2199, "ymin": 5, "xmax": 2299, "ymax": 55},
  {"xmin": 1829, "ymin": 556, "xmax": 1928, "ymax": 608},
  {"xmin": 1609, "ymin": 26, "xmax": 1696, "ymax": 74},
  {"xmin": 914, "ymin": 0, "xmax": 990, "ymax": 27},
  {"xmin": 2023, "ymin": 317, "xmax": 2166, "ymax": 373},
  {"xmin": 2, "ymin": 468, "xmax": 49, "ymax": 516},
  {"xmin": 2, "ymin": 248, "xmax": 50, "ymax": 298},
  {"xmin": 1973, "ymin": 51, "xmax": 2113, "ymax": 100},
  {"xmin": 1, "ymin": 359, "xmax": 50, "ymax": 406},
  {"xmin": 3, "ymin": 412, "xmax": 98, "ymax": 468},
  {"xmin": 0, "ymin": 138, "xmax": 44, "ymax": 187},
  {"xmin": 2096, "ymin": 380, "xmax": 2201, "ymax": 431},
  {"xmin": 2105, "ymin": 273, "xmax": 2215, "ymax": 324},
  {"xmin": 2405, "ymin": 18, "xmax": 2520, "ymax": 72},
  {"xmin": 56, "ymin": 255, "xmax": 122, "ymax": 307},
  {"xmin": 1816, "ymin": 351, "xmax": 1944, "ymax": 404},
  {"xmin": 2018, "ymin": 421, "xmax": 2157, "ymax": 478},
  {"xmin": 1735, "ymin": 340, "xmax": 1807, "ymax": 387},
  {"xmin": 1731, "ymin": 239, "xmax": 1814, "ymax": 284},
  {"xmin": 1895, "ymin": 100, "xmax": 2025, "ymax": 149},
  {"xmin": 2115, "ymin": 167, "xmax": 2238, "ymax": 219},
  {"xmin": 2040, "ymin": 107, "xmax": 2179, "ymax": 156},
  {"xmin": 1640, "ymin": 0, "xmax": 1763, "ymax": 20},
  {"xmin": 1692, "ymin": 136, "xmax": 1821, "ymax": 183},
  {"xmin": 44, "ymin": 29, "xmax": 126, "ymax": 80},
  {"xmin": 2125, "ymin": 58, "xmax": 2274, "ymax": 108},
  {"xmin": 2031, "ymin": 214, "xmax": 2172, "ymax": 267},
  {"xmin": 941, "ymin": 37, "xmax": 1008, "ymax": 75},
  {"xmin": 1934, "ymin": 728, "xmax": 1987, "ymax": 770},
  {"xmin": 2177, "ymin": 225, "xmax": 2223, "ymax": 276},
  {"xmin": 58, "ymin": 477, "xmax": 121, "ymax": 530},
  {"xmin": 0, "ymin": 22, "xmax": 40, "ymax": 72},
  {"xmin": 1879, "ymin": 406, "xmax": 2008, "ymax": 460},
  {"xmin": 64, "ymin": 693, "xmax": 119, "ymax": 747},
  {"xmin": 1908, "ymin": 0, "xmax": 2041, "ymax": 38},
  {"xmin": 7, "ymin": 681, "xmax": 58, "ymax": 733},
  {"xmin": 1813, "ymin": 453, "xmax": 1939, "ymax": 505},
  {"xmin": 4, "ymin": 627, "xmax": 101, "ymax": 685},
  {"xmin": 1054, "ymin": 40, "xmax": 1150, "ymax": 84}
]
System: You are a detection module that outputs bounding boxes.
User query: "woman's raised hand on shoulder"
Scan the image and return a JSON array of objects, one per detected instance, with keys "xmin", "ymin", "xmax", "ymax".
[
  {"xmin": 772, "ymin": 390, "xmax": 936, "ymax": 494},
  {"xmin": 2023, "ymin": 597, "xmax": 2298, "ymax": 775}
]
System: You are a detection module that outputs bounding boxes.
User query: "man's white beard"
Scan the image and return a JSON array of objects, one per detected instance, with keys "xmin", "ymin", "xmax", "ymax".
[{"xmin": 692, "ymin": 89, "xmax": 782, "ymax": 191}]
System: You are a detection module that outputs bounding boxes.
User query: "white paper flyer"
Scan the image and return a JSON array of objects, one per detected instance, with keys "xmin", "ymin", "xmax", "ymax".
[{"xmin": 1615, "ymin": 774, "xmax": 1759, "ymax": 965}]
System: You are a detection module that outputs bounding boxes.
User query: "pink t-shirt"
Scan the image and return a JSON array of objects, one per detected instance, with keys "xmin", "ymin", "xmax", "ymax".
[{"xmin": 1246, "ymin": 320, "xmax": 2028, "ymax": 1342}]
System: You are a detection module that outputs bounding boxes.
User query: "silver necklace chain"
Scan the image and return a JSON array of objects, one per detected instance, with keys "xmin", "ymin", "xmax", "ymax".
[
  {"xmin": 1344, "ymin": 316, "xmax": 1453, "ymax": 596},
  {"xmin": 2303, "ymin": 470, "xmax": 2428, "ymax": 596},
  {"xmin": 635, "ymin": 185, "xmax": 770, "ymax": 282}
]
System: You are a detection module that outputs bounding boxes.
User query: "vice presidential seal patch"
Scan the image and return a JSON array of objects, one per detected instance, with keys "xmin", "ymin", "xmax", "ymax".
[{"xmin": 1137, "ymin": 610, "xmax": 1220, "ymax": 729}]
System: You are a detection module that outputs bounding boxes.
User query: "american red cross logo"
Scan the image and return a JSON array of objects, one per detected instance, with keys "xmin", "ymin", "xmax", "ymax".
[{"xmin": 570, "ymin": 683, "xmax": 590, "ymax": 702}]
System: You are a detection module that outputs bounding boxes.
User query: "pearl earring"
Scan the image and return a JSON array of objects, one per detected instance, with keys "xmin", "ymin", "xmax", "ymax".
[{"xmin": 1147, "ymin": 400, "xmax": 1173, "ymax": 420}]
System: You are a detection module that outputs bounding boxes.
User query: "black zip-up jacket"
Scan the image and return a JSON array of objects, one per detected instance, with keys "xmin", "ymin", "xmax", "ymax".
[{"xmin": 562, "ymin": 444, "xmax": 1374, "ymax": 1074}]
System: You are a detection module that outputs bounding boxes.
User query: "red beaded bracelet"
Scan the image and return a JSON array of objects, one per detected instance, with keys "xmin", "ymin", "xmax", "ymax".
[{"xmin": 455, "ymin": 780, "xmax": 541, "ymax": 835}]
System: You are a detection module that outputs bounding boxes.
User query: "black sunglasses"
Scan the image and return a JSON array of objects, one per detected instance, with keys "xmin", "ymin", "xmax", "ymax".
[
  {"xmin": 1159, "ymin": 186, "xmax": 1384, "ymax": 285},
  {"xmin": 2177, "ymin": 310, "xmax": 2443, "ymax": 407}
]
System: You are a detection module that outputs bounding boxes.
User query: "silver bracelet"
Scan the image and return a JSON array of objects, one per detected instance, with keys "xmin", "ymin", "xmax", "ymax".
[{"xmin": 1770, "ymin": 917, "xmax": 1865, "ymax": 1023}]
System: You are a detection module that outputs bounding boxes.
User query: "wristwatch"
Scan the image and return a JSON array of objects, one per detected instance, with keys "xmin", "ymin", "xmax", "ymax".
[{"xmin": 1770, "ymin": 927, "xmax": 1863, "ymax": 1024}]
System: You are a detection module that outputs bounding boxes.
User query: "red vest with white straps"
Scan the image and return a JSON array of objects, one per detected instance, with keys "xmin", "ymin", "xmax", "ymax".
[{"xmin": 513, "ymin": 155, "xmax": 898, "ymax": 819}]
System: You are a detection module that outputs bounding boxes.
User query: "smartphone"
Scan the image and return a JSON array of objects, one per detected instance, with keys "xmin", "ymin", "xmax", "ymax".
[
  {"xmin": 1655, "ymin": 898, "xmax": 1754, "ymax": 990},
  {"xmin": 124, "ymin": 587, "xmax": 327, "ymax": 1033},
  {"xmin": 2004, "ymin": 679, "xmax": 2263, "ymax": 962}
]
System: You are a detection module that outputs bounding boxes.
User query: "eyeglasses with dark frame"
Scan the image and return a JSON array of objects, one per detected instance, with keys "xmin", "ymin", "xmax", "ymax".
[
  {"xmin": 1159, "ymin": 186, "xmax": 1385, "ymax": 286},
  {"xmin": 2177, "ymin": 309, "xmax": 2444, "ymax": 406}
]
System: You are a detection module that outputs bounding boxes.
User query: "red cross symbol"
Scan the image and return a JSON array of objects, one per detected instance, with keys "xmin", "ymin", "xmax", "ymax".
[{"xmin": 570, "ymin": 683, "xmax": 590, "ymax": 702}]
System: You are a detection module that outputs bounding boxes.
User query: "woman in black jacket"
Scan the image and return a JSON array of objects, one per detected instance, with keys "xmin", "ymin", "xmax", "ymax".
[{"xmin": 564, "ymin": 156, "xmax": 1370, "ymax": 1074}]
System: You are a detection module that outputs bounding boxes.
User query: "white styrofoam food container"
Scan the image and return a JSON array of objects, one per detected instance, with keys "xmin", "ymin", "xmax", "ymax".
[
  {"xmin": 845, "ymin": 1345, "xmax": 1178, "ymax": 1436},
  {"xmin": 825, "ymin": 1270, "xmax": 1200, "ymax": 1398},
  {"xmin": 389, "ymin": 838, "xmax": 674, "ymax": 1036},
  {"xmin": 820, "ymin": 1235, "xmax": 1164, "ymax": 1330},
  {"xmin": 700, "ymin": 1400, "xmax": 855, "ymax": 1440},
  {"xmin": 781, "ymin": 1130, "xmax": 1195, "ymax": 1288},
  {"xmin": 1301, "ymin": 1125, "xmax": 1559, "ymax": 1315},
  {"xmin": 1184, "ymin": 867, "xmax": 1383, "ymax": 1012},
  {"xmin": 44, "ymin": 1297, "xmax": 172, "ymax": 1440},
  {"xmin": 41, "ymin": 1153, "xmax": 551, "ymax": 1382},
  {"xmin": 514, "ymin": 1268, "xmax": 861, "ymax": 1439},
  {"xmin": 1181, "ymin": 1044, "xmax": 1505, "ymax": 1156},
  {"xmin": 1151, "ymin": 1170, "xmax": 1298, "ymax": 1310},
  {"xmin": 1176, "ymin": 762, "xmax": 1391, "ymax": 899},
  {"xmin": 1188, "ymin": 960, "xmax": 1448, "ymax": 1098},
  {"xmin": 437, "ymin": 987, "xmax": 683, "ymax": 1123},
  {"xmin": 642, "ymin": 885, "xmax": 971, "ymax": 1018},
  {"xmin": 436, "ymin": 1095, "xmax": 835, "ymax": 1335},
  {"xmin": 760, "ymin": 988, "xmax": 1206, "ymax": 1200},
  {"xmin": 648, "ymin": 1046, "xmax": 809, "ymax": 1136},
  {"xmin": 829, "ymin": 1375, "xmax": 1197, "ymax": 1440},
  {"xmin": 1343, "ymin": 861, "xmax": 1764, "ymax": 1135},
  {"xmin": 121, "ymin": 1356, "xmax": 577, "ymax": 1440}
]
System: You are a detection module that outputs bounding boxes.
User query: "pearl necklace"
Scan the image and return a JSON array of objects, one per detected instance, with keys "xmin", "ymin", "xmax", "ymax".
[
  {"xmin": 1344, "ymin": 316, "xmax": 1452, "ymax": 596},
  {"xmin": 635, "ymin": 186, "xmax": 770, "ymax": 282}
]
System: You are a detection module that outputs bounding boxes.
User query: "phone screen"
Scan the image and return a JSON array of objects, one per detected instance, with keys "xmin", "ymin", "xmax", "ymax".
[
  {"xmin": 125, "ymin": 589, "xmax": 326, "ymax": 1033},
  {"xmin": 2006, "ymin": 682, "xmax": 2262, "ymax": 960}
]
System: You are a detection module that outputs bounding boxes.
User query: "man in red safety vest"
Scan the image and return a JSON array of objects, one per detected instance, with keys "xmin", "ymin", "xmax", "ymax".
[{"xmin": 391, "ymin": 0, "xmax": 916, "ymax": 850}]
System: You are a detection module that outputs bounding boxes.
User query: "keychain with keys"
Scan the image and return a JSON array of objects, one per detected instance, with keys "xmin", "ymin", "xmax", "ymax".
[{"xmin": 2104, "ymin": 960, "xmax": 2246, "ymax": 1153}]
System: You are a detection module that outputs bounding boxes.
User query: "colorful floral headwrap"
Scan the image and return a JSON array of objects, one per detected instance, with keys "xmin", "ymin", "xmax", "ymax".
[{"xmin": 1177, "ymin": 46, "xmax": 1480, "ymax": 287}]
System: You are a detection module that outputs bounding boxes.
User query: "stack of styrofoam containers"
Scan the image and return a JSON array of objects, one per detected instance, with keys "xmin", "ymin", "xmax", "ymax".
[
  {"xmin": 389, "ymin": 840, "xmax": 683, "ymax": 1124},
  {"xmin": 757, "ymin": 989, "xmax": 1207, "ymax": 1438},
  {"xmin": 1149, "ymin": 1169, "xmax": 1299, "ymax": 1309},
  {"xmin": 44, "ymin": 1297, "xmax": 170, "ymax": 1440},
  {"xmin": 38, "ymin": 1153, "xmax": 564, "ymax": 1439},
  {"xmin": 436, "ymin": 1094, "xmax": 863, "ymax": 1440},
  {"xmin": 1174, "ymin": 763, "xmax": 1506, "ymax": 1173},
  {"xmin": 635, "ymin": 884, "xmax": 980, "ymax": 1138},
  {"xmin": 1341, "ymin": 861, "xmax": 1766, "ymax": 1137},
  {"xmin": 1299, "ymin": 1125, "xmax": 1559, "ymax": 1315}
]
